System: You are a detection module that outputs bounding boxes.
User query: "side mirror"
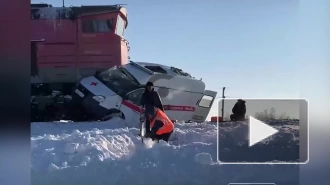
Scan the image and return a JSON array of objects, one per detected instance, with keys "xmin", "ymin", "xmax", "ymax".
[{"xmin": 122, "ymin": 92, "xmax": 130, "ymax": 100}]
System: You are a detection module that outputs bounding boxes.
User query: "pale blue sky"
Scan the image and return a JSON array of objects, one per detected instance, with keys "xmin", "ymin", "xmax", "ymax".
[{"xmin": 33, "ymin": 0, "xmax": 329, "ymax": 120}]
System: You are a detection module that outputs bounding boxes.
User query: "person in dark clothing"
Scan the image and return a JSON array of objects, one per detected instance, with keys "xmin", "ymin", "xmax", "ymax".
[
  {"xmin": 140, "ymin": 82, "xmax": 164, "ymax": 135},
  {"xmin": 230, "ymin": 99, "xmax": 246, "ymax": 121}
]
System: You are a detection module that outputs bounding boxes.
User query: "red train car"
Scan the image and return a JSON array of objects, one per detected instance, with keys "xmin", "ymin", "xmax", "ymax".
[
  {"xmin": 31, "ymin": 3, "xmax": 129, "ymax": 95},
  {"xmin": 30, "ymin": 3, "xmax": 130, "ymax": 121}
]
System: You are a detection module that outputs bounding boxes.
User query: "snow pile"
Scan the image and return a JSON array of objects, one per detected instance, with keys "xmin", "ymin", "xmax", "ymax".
[
  {"xmin": 217, "ymin": 120, "xmax": 300, "ymax": 163},
  {"xmin": 31, "ymin": 119, "xmax": 300, "ymax": 185},
  {"xmin": 195, "ymin": 152, "xmax": 213, "ymax": 165}
]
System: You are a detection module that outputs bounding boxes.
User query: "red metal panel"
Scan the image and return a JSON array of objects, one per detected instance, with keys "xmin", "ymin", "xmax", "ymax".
[
  {"xmin": 38, "ymin": 56, "xmax": 76, "ymax": 68},
  {"xmin": 78, "ymin": 33, "xmax": 117, "ymax": 44},
  {"xmin": 36, "ymin": 43, "xmax": 77, "ymax": 69},
  {"xmin": 76, "ymin": 12, "xmax": 126, "ymax": 69},
  {"xmin": 29, "ymin": 6, "xmax": 131, "ymax": 84},
  {"xmin": 210, "ymin": 116, "xmax": 224, "ymax": 122},
  {"xmin": 77, "ymin": 56, "xmax": 115, "ymax": 68},
  {"xmin": 37, "ymin": 44, "xmax": 76, "ymax": 56},
  {"xmin": 77, "ymin": 42, "xmax": 122, "ymax": 68},
  {"xmin": 78, "ymin": 44, "xmax": 115, "ymax": 56},
  {"xmin": 31, "ymin": 20, "xmax": 76, "ymax": 43}
]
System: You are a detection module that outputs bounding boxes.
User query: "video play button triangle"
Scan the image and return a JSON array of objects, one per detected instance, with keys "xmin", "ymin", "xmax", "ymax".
[{"xmin": 249, "ymin": 116, "xmax": 279, "ymax": 147}]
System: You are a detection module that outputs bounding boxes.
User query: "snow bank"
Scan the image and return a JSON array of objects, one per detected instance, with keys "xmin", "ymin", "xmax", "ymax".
[
  {"xmin": 217, "ymin": 120, "xmax": 300, "ymax": 163},
  {"xmin": 31, "ymin": 119, "xmax": 300, "ymax": 185}
]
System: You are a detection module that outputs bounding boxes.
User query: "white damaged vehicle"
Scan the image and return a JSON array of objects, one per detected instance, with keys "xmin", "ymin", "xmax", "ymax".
[{"xmin": 72, "ymin": 61, "xmax": 217, "ymax": 126}]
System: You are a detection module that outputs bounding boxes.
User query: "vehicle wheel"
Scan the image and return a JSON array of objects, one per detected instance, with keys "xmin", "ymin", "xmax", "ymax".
[{"xmin": 102, "ymin": 109, "xmax": 125, "ymax": 121}]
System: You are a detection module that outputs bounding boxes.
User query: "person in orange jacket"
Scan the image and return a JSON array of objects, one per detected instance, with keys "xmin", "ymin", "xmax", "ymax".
[{"xmin": 145, "ymin": 107, "xmax": 174, "ymax": 142}]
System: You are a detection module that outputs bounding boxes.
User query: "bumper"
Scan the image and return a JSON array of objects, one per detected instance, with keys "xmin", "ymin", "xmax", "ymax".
[{"xmin": 72, "ymin": 87, "xmax": 109, "ymax": 120}]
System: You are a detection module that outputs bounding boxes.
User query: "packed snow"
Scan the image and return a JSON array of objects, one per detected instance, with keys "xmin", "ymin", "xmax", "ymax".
[{"xmin": 31, "ymin": 119, "xmax": 300, "ymax": 185}]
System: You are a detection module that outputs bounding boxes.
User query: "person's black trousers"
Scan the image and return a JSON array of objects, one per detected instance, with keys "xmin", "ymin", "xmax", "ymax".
[
  {"xmin": 153, "ymin": 131, "xmax": 173, "ymax": 142},
  {"xmin": 144, "ymin": 113, "xmax": 151, "ymax": 134}
]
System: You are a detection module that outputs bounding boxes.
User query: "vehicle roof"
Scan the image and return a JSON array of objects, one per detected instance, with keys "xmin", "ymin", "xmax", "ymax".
[
  {"xmin": 129, "ymin": 61, "xmax": 206, "ymax": 93},
  {"xmin": 135, "ymin": 61, "xmax": 193, "ymax": 79}
]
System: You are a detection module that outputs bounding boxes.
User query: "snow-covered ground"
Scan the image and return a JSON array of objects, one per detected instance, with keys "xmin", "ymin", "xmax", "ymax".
[{"xmin": 31, "ymin": 119, "xmax": 300, "ymax": 185}]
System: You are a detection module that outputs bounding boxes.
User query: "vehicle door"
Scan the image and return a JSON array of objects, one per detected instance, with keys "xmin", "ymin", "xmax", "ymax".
[
  {"xmin": 119, "ymin": 88, "xmax": 145, "ymax": 128},
  {"xmin": 192, "ymin": 90, "xmax": 217, "ymax": 122}
]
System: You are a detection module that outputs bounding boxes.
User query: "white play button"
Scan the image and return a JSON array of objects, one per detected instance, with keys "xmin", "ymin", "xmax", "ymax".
[{"xmin": 249, "ymin": 116, "xmax": 279, "ymax": 147}]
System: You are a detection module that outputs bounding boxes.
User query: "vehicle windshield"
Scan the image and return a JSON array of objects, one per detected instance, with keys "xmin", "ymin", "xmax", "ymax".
[{"xmin": 95, "ymin": 66, "xmax": 140, "ymax": 96}]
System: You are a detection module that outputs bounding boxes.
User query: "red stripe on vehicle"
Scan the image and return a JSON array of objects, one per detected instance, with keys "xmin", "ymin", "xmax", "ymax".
[
  {"xmin": 163, "ymin": 105, "xmax": 195, "ymax": 112},
  {"xmin": 121, "ymin": 101, "xmax": 195, "ymax": 112},
  {"xmin": 122, "ymin": 100, "xmax": 141, "ymax": 112}
]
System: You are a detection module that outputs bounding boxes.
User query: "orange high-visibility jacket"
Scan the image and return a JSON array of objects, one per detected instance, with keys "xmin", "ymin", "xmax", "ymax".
[{"xmin": 150, "ymin": 109, "xmax": 174, "ymax": 135}]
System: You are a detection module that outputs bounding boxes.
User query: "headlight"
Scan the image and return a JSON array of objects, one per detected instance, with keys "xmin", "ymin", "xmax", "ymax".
[{"xmin": 93, "ymin": 95, "xmax": 105, "ymax": 103}]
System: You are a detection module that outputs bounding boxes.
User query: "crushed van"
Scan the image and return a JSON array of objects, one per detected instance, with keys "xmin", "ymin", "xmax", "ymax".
[{"xmin": 72, "ymin": 61, "xmax": 217, "ymax": 125}]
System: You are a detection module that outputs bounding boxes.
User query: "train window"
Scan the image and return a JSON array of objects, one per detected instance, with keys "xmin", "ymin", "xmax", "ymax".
[
  {"xmin": 82, "ymin": 19, "xmax": 113, "ymax": 33},
  {"xmin": 116, "ymin": 16, "xmax": 125, "ymax": 36}
]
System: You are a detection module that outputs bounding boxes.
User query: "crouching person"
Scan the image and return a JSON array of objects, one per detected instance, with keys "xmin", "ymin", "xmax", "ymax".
[{"xmin": 146, "ymin": 107, "xmax": 174, "ymax": 142}]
